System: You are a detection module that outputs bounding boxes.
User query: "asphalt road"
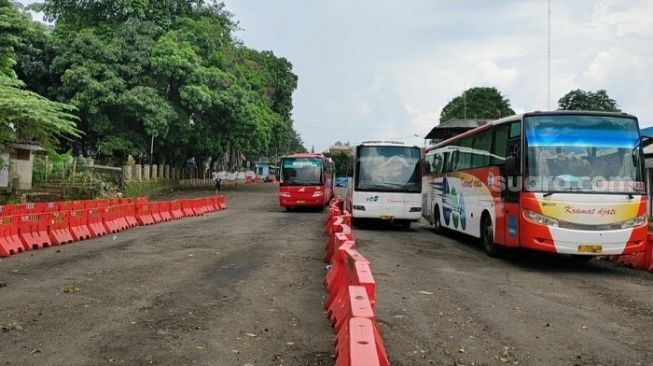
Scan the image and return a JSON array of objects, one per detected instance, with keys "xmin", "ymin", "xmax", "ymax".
[{"xmin": 1, "ymin": 183, "xmax": 652, "ymax": 366}]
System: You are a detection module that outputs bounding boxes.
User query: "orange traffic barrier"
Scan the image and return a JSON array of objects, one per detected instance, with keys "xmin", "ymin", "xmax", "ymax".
[
  {"xmin": 68, "ymin": 209, "xmax": 91, "ymax": 241},
  {"xmin": 135, "ymin": 201, "xmax": 155, "ymax": 225},
  {"xmin": 158, "ymin": 201, "xmax": 173, "ymax": 221},
  {"xmin": 335, "ymin": 317, "xmax": 390, "ymax": 366},
  {"xmin": 170, "ymin": 200, "xmax": 185, "ymax": 219},
  {"xmin": 331, "ymin": 286, "xmax": 375, "ymax": 333},
  {"xmin": 87, "ymin": 208, "xmax": 108, "ymax": 237},
  {"xmin": 0, "ymin": 216, "xmax": 24, "ymax": 257},
  {"xmin": 326, "ymin": 248, "xmax": 375, "ymax": 312},
  {"xmin": 48, "ymin": 211, "xmax": 74, "ymax": 245},
  {"xmin": 122, "ymin": 203, "xmax": 139, "ymax": 227},
  {"xmin": 217, "ymin": 196, "xmax": 227, "ymax": 210},
  {"xmin": 151, "ymin": 202, "xmax": 164, "ymax": 223},
  {"xmin": 103, "ymin": 205, "xmax": 129, "ymax": 233},
  {"xmin": 181, "ymin": 199, "xmax": 196, "ymax": 217},
  {"xmin": 18, "ymin": 212, "xmax": 53, "ymax": 250},
  {"xmin": 324, "ymin": 225, "xmax": 354, "ymax": 263}
]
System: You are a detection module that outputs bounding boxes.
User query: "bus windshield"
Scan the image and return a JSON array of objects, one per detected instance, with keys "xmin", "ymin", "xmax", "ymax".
[
  {"xmin": 280, "ymin": 158, "xmax": 323, "ymax": 186},
  {"xmin": 356, "ymin": 146, "xmax": 421, "ymax": 192},
  {"xmin": 525, "ymin": 114, "xmax": 644, "ymax": 194}
]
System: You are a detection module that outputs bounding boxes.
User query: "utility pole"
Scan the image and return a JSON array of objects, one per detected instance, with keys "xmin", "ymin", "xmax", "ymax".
[{"xmin": 547, "ymin": 0, "xmax": 551, "ymax": 110}]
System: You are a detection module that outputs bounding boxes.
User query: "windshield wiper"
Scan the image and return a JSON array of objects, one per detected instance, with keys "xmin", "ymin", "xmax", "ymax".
[{"xmin": 543, "ymin": 192, "xmax": 555, "ymax": 197}]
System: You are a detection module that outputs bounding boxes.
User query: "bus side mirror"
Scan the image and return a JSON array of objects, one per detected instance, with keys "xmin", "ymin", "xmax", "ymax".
[{"xmin": 505, "ymin": 154, "xmax": 520, "ymax": 176}]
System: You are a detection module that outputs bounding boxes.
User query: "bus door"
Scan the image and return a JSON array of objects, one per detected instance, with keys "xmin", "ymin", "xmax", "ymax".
[{"xmin": 500, "ymin": 123, "xmax": 521, "ymax": 247}]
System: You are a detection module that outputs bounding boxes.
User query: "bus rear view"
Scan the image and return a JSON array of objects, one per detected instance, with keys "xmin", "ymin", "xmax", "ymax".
[
  {"xmin": 279, "ymin": 153, "xmax": 332, "ymax": 211},
  {"xmin": 347, "ymin": 141, "xmax": 422, "ymax": 228}
]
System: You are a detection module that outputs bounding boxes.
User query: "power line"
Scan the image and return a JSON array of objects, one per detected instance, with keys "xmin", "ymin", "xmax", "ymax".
[{"xmin": 294, "ymin": 123, "xmax": 433, "ymax": 131}]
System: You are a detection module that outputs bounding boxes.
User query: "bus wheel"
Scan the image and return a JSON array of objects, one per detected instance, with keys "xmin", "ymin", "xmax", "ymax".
[
  {"xmin": 481, "ymin": 214, "xmax": 502, "ymax": 257},
  {"xmin": 433, "ymin": 205, "xmax": 444, "ymax": 234},
  {"xmin": 285, "ymin": 206, "xmax": 293, "ymax": 212}
]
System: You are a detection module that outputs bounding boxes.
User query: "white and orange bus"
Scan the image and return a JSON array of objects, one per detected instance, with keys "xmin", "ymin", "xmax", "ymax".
[
  {"xmin": 279, "ymin": 153, "xmax": 334, "ymax": 211},
  {"xmin": 422, "ymin": 111, "xmax": 648, "ymax": 258}
]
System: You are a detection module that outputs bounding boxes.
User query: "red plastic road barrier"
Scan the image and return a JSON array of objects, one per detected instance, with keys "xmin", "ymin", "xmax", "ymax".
[
  {"xmin": 48, "ymin": 211, "xmax": 74, "ymax": 245},
  {"xmin": 0, "ymin": 204, "xmax": 17, "ymax": 217},
  {"xmin": 151, "ymin": 202, "xmax": 164, "ymax": 223},
  {"xmin": 103, "ymin": 205, "xmax": 127, "ymax": 233},
  {"xmin": 325, "ymin": 225, "xmax": 354, "ymax": 263},
  {"xmin": 326, "ymin": 243, "xmax": 371, "ymax": 310},
  {"xmin": 170, "ymin": 200, "xmax": 185, "ymax": 219},
  {"xmin": 158, "ymin": 201, "xmax": 173, "ymax": 221},
  {"xmin": 331, "ymin": 286, "xmax": 375, "ymax": 332},
  {"xmin": 327, "ymin": 249, "xmax": 376, "ymax": 312},
  {"xmin": 192, "ymin": 198, "xmax": 208, "ymax": 215},
  {"xmin": 181, "ymin": 199, "xmax": 196, "ymax": 217},
  {"xmin": 0, "ymin": 216, "xmax": 25, "ymax": 257},
  {"xmin": 87, "ymin": 208, "xmax": 108, "ymax": 237},
  {"xmin": 68, "ymin": 209, "xmax": 91, "ymax": 241},
  {"xmin": 335, "ymin": 317, "xmax": 389, "ymax": 366},
  {"xmin": 135, "ymin": 201, "xmax": 155, "ymax": 225},
  {"xmin": 122, "ymin": 203, "xmax": 139, "ymax": 227},
  {"xmin": 325, "ymin": 240, "xmax": 356, "ymax": 297},
  {"xmin": 217, "ymin": 196, "xmax": 226, "ymax": 210},
  {"xmin": 18, "ymin": 212, "xmax": 53, "ymax": 250}
]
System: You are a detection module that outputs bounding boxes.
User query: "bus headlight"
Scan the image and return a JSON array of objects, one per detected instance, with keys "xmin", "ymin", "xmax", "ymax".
[
  {"xmin": 620, "ymin": 214, "xmax": 647, "ymax": 229},
  {"xmin": 524, "ymin": 209, "xmax": 559, "ymax": 227},
  {"xmin": 312, "ymin": 191, "xmax": 324, "ymax": 197}
]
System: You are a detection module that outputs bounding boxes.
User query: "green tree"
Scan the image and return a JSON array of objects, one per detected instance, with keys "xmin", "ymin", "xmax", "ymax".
[
  {"xmin": 324, "ymin": 151, "xmax": 350, "ymax": 176},
  {"xmin": 0, "ymin": 0, "xmax": 79, "ymax": 148},
  {"xmin": 440, "ymin": 87, "xmax": 515, "ymax": 122},
  {"xmin": 28, "ymin": 0, "xmax": 300, "ymax": 167},
  {"xmin": 557, "ymin": 89, "xmax": 621, "ymax": 112}
]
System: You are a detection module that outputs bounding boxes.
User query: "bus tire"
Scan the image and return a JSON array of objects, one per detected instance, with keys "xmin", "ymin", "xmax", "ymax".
[
  {"xmin": 433, "ymin": 205, "xmax": 444, "ymax": 234},
  {"xmin": 481, "ymin": 213, "xmax": 502, "ymax": 257},
  {"xmin": 285, "ymin": 206, "xmax": 293, "ymax": 212}
]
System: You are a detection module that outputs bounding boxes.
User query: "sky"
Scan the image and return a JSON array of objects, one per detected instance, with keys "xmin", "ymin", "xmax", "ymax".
[{"xmin": 19, "ymin": 0, "xmax": 653, "ymax": 152}]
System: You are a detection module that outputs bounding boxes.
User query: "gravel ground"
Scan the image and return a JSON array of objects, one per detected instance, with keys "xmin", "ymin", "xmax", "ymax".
[{"xmin": 1, "ymin": 183, "xmax": 652, "ymax": 366}]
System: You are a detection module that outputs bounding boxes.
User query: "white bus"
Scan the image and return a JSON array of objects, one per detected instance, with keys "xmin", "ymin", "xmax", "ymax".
[{"xmin": 345, "ymin": 141, "xmax": 423, "ymax": 229}]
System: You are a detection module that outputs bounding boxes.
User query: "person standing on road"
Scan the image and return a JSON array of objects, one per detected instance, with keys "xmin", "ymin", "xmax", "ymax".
[{"xmin": 213, "ymin": 172, "xmax": 222, "ymax": 194}]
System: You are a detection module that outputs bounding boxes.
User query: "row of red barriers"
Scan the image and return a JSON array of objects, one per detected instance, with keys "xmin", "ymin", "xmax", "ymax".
[
  {"xmin": 0, "ymin": 196, "xmax": 227, "ymax": 257},
  {"xmin": 323, "ymin": 198, "xmax": 390, "ymax": 366},
  {"xmin": 600, "ymin": 233, "xmax": 653, "ymax": 273}
]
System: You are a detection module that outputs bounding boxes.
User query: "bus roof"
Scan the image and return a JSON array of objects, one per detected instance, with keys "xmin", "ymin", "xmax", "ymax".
[
  {"xmin": 282, "ymin": 153, "xmax": 325, "ymax": 159},
  {"xmin": 357, "ymin": 140, "xmax": 420, "ymax": 148},
  {"xmin": 426, "ymin": 110, "xmax": 637, "ymax": 153}
]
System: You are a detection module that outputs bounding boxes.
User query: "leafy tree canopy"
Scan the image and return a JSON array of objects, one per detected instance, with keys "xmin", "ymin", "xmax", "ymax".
[
  {"xmin": 440, "ymin": 87, "xmax": 515, "ymax": 122},
  {"xmin": 15, "ymin": 0, "xmax": 304, "ymax": 165},
  {"xmin": 324, "ymin": 151, "xmax": 350, "ymax": 176},
  {"xmin": 557, "ymin": 89, "xmax": 621, "ymax": 112},
  {"xmin": 0, "ymin": 0, "xmax": 79, "ymax": 148}
]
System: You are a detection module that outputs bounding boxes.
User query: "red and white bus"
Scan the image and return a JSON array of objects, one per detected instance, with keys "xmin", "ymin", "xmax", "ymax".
[
  {"xmin": 279, "ymin": 153, "xmax": 334, "ymax": 211},
  {"xmin": 422, "ymin": 111, "xmax": 648, "ymax": 258}
]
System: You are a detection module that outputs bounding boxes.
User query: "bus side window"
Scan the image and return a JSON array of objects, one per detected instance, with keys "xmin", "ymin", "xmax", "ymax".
[
  {"xmin": 443, "ymin": 151, "xmax": 451, "ymax": 172},
  {"xmin": 433, "ymin": 152, "xmax": 443, "ymax": 173},
  {"xmin": 472, "ymin": 130, "xmax": 492, "ymax": 168},
  {"xmin": 492, "ymin": 125, "xmax": 510, "ymax": 165}
]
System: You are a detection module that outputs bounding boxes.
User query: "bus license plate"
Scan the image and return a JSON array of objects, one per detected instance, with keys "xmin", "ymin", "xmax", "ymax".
[
  {"xmin": 380, "ymin": 215, "xmax": 393, "ymax": 220},
  {"xmin": 296, "ymin": 200, "xmax": 305, "ymax": 204},
  {"xmin": 578, "ymin": 245, "xmax": 602, "ymax": 254}
]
